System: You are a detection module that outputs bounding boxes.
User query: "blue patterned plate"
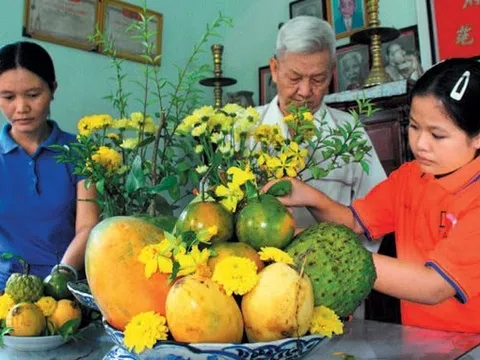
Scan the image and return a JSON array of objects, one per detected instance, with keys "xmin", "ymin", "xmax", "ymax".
[
  {"xmin": 103, "ymin": 319, "xmax": 327, "ymax": 360},
  {"xmin": 67, "ymin": 279, "xmax": 100, "ymax": 312}
]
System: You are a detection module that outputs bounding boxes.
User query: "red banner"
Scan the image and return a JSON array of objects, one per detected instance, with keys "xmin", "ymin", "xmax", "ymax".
[{"xmin": 431, "ymin": 0, "xmax": 480, "ymax": 60}]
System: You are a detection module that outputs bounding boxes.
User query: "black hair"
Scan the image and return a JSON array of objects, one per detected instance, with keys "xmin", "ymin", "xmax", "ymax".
[
  {"xmin": 0, "ymin": 41, "xmax": 56, "ymax": 91},
  {"xmin": 409, "ymin": 57, "xmax": 480, "ymax": 137}
]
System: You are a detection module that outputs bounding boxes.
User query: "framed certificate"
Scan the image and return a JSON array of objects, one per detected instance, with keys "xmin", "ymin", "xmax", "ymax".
[
  {"xmin": 23, "ymin": 0, "xmax": 99, "ymax": 51},
  {"xmin": 99, "ymin": 0, "xmax": 163, "ymax": 64}
]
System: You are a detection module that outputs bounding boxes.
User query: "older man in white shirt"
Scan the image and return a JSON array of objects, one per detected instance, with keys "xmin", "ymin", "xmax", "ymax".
[{"xmin": 256, "ymin": 17, "xmax": 387, "ymax": 319}]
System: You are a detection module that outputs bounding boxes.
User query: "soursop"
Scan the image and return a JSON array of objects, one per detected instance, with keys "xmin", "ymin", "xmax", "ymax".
[{"xmin": 286, "ymin": 222, "xmax": 376, "ymax": 317}]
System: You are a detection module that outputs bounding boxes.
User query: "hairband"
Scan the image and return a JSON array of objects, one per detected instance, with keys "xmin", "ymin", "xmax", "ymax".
[{"xmin": 450, "ymin": 70, "xmax": 470, "ymax": 101}]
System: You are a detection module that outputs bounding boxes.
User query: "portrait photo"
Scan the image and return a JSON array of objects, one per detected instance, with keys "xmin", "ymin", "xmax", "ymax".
[
  {"xmin": 289, "ymin": 0, "xmax": 327, "ymax": 20},
  {"xmin": 327, "ymin": 0, "xmax": 367, "ymax": 39},
  {"xmin": 258, "ymin": 65, "xmax": 277, "ymax": 106},
  {"xmin": 381, "ymin": 25, "xmax": 423, "ymax": 82},
  {"xmin": 333, "ymin": 44, "xmax": 370, "ymax": 92}
]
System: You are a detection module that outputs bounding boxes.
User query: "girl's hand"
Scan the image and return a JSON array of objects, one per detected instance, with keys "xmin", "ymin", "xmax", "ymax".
[{"xmin": 262, "ymin": 177, "xmax": 321, "ymax": 209}]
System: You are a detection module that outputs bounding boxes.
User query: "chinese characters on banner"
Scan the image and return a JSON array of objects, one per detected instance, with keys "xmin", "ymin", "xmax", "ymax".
[{"xmin": 430, "ymin": 0, "xmax": 480, "ymax": 61}]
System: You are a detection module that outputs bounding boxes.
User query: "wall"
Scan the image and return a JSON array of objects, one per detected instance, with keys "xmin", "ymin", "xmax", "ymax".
[{"xmin": 0, "ymin": 0, "xmax": 421, "ymax": 133}]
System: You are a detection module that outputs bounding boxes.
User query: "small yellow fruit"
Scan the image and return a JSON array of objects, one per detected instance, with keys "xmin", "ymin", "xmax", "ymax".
[
  {"xmin": 6, "ymin": 303, "xmax": 46, "ymax": 336},
  {"xmin": 241, "ymin": 262, "xmax": 314, "ymax": 342},
  {"xmin": 47, "ymin": 299, "xmax": 82, "ymax": 330}
]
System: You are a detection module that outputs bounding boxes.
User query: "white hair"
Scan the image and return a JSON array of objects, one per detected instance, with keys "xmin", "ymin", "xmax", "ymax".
[{"xmin": 276, "ymin": 16, "xmax": 336, "ymax": 64}]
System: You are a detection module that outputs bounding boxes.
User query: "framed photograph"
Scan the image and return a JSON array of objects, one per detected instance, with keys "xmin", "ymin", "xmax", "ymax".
[
  {"xmin": 333, "ymin": 44, "xmax": 370, "ymax": 92},
  {"xmin": 326, "ymin": 0, "xmax": 368, "ymax": 40},
  {"xmin": 289, "ymin": 0, "xmax": 327, "ymax": 20},
  {"xmin": 23, "ymin": 0, "xmax": 100, "ymax": 51},
  {"xmin": 258, "ymin": 65, "xmax": 277, "ymax": 106},
  {"xmin": 381, "ymin": 26, "xmax": 423, "ymax": 82},
  {"xmin": 99, "ymin": 0, "xmax": 163, "ymax": 64},
  {"xmin": 424, "ymin": 0, "xmax": 480, "ymax": 63}
]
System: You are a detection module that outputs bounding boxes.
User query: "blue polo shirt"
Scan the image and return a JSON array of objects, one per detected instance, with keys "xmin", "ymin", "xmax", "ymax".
[{"xmin": 0, "ymin": 121, "xmax": 81, "ymax": 288}]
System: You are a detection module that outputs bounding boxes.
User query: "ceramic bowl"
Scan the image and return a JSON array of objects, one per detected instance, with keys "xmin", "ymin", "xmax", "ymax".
[
  {"xmin": 67, "ymin": 279, "xmax": 100, "ymax": 312},
  {"xmin": 103, "ymin": 319, "xmax": 327, "ymax": 360},
  {"xmin": 70, "ymin": 280, "xmax": 328, "ymax": 359},
  {"xmin": 3, "ymin": 323, "xmax": 93, "ymax": 352}
]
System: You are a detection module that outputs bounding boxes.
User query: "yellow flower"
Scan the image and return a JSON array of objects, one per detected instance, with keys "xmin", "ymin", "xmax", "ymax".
[
  {"xmin": 211, "ymin": 256, "xmax": 258, "ymax": 296},
  {"xmin": 130, "ymin": 113, "xmax": 157, "ymax": 133},
  {"xmin": 194, "ymin": 145, "xmax": 204, "ymax": 154},
  {"xmin": 175, "ymin": 245, "xmax": 212, "ymax": 276},
  {"xmin": 106, "ymin": 133, "xmax": 120, "ymax": 141},
  {"xmin": 309, "ymin": 305, "xmax": 344, "ymax": 338},
  {"xmin": 266, "ymin": 154, "xmax": 298, "ymax": 179},
  {"xmin": 120, "ymin": 138, "xmax": 139, "ymax": 150},
  {"xmin": 222, "ymin": 103, "xmax": 244, "ymax": 116},
  {"xmin": 215, "ymin": 183, "xmax": 244, "ymax": 212},
  {"xmin": 138, "ymin": 239, "xmax": 177, "ymax": 277},
  {"xmin": 258, "ymin": 247, "xmax": 294, "ymax": 264},
  {"xmin": 210, "ymin": 132, "xmax": 224, "ymax": 144},
  {"xmin": 112, "ymin": 118, "xmax": 132, "ymax": 130},
  {"xmin": 303, "ymin": 111, "xmax": 314, "ymax": 121},
  {"xmin": 227, "ymin": 165, "xmax": 255, "ymax": 187},
  {"xmin": 191, "ymin": 122, "xmax": 208, "ymax": 137},
  {"xmin": 193, "ymin": 105, "xmax": 215, "ymax": 120},
  {"xmin": 123, "ymin": 311, "xmax": 169, "ymax": 353},
  {"xmin": 196, "ymin": 226, "xmax": 218, "ymax": 243},
  {"xmin": 254, "ymin": 124, "xmax": 273, "ymax": 143},
  {"xmin": 0, "ymin": 293, "xmax": 15, "ymax": 320},
  {"xmin": 35, "ymin": 296, "xmax": 58, "ymax": 317},
  {"xmin": 77, "ymin": 114, "xmax": 113, "ymax": 136},
  {"xmin": 91, "ymin": 146, "xmax": 123, "ymax": 172},
  {"xmin": 196, "ymin": 165, "xmax": 208, "ymax": 175}
]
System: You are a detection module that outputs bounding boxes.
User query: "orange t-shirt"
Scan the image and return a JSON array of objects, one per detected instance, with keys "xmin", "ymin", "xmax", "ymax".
[{"xmin": 352, "ymin": 157, "xmax": 480, "ymax": 333}]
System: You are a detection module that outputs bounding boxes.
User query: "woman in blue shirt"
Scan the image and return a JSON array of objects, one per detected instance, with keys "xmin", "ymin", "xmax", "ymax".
[{"xmin": 0, "ymin": 41, "xmax": 99, "ymax": 288}]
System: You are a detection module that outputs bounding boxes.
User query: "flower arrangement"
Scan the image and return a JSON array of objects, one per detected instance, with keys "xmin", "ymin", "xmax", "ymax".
[
  {"xmin": 53, "ymin": 1, "xmax": 233, "ymax": 221},
  {"xmin": 175, "ymin": 99, "xmax": 375, "ymax": 212}
]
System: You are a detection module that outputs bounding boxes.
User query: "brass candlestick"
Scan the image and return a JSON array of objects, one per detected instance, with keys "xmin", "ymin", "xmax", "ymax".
[
  {"xmin": 199, "ymin": 44, "xmax": 237, "ymax": 108},
  {"xmin": 351, "ymin": 0, "xmax": 400, "ymax": 88}
]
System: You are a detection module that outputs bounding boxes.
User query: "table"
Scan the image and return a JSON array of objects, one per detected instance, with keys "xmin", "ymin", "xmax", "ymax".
[{"xmin": 2, "ymin": 320, "xmax": 480, "ymax": 360}]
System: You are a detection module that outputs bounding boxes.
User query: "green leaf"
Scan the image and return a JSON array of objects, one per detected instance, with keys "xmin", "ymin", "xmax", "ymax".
[
  {"xmin": 96, "ymin": 179, "xmax": 105, "ymax": 195},
  {"xmin": 245, "ymin": 180, "xmax": 259, "ymax": 201},
  {"xmin": 126, "ymin": 156, "xmax": 146, "ymax": 194},
  {"xmin": 148, "ymin": 176, "xmax": 178, "ymax": 194},
  {"xmin": 360, "ymin": 160, "xmax": 370, "ymax": 175},
  {"xmin": 57, "ymin": 318, "xmax": 81, "ymax": 341},
  {"xmin": 169, "ymin": 261, "xmax": 180, "ymax": 284},
  {"xmin": 266, "ymin": 179, "xmax": 292, "ymax": 197}
]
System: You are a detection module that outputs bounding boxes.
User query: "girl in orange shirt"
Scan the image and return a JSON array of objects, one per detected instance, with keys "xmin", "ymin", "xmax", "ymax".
[{"xmin": 265, "ymin": 58, "xmax": 480, "ymax": 332}]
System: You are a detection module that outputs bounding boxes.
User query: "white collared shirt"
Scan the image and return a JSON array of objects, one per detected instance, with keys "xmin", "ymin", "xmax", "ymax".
[{"xmin": 256, "ymin": 96, "xmax": 387, "ymax": 252}]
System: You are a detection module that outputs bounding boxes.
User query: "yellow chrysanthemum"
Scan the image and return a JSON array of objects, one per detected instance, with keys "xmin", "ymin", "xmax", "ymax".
[
  {"xmin": 91, "ymin": 146, "xmax": 122, "ymax": 172},
  {"xmin": 123, "ymin": 311, "xmax": 169, "ymax": 353},
  {"xmin": 77, "ymin": 114, "xmax": 113, "ymax": 136},
  {"xmin": 138, "ymin": 239, "xmax": 177, "ymax": 277},
  {"xmin": 192, "ymin": 105, "xmax": 215, "ymax": 120},
  {"xmin": 0, "ymin": 293, "xmax": 15, "ymax": 320},
  {"xmin": 258, "ymin": 247, "xmax": 294, "ymax": 265},
  {"xmin": 309, "ymin": 305, "xmax": 344, "ymax": 338},
  {"xmin": 211, "ymin": 256, "xmax": 258, "ymax": 296},
  {"xmin": 254, "ymin": 124, "xmax": 273, "ymax": 143},
  {"xmin": 35, "ymin": 296, "xmax": 58, "ymax": 317}
]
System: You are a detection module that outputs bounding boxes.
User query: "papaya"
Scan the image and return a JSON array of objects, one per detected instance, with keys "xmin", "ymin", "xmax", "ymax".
[{"xmin": 85, "ymin": 216, "xmax": 170, "ymax": 331}]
